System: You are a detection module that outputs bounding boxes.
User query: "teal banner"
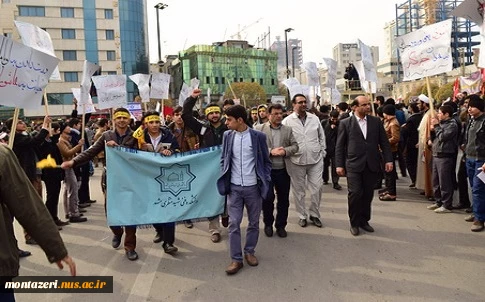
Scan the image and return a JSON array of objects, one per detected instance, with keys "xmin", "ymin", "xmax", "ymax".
[{"xmin": 105, "ymin": 146, "xmax": 224, "ymax": 226}]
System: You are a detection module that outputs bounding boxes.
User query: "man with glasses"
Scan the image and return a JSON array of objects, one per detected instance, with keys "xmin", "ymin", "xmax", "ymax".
[
  {"xmin": 336, "ymin": 96, "xmax": 393, "ymax": 236},
  {"xmin": 282, "ymin": 94, "xmax": 326, "ymax": 228}
]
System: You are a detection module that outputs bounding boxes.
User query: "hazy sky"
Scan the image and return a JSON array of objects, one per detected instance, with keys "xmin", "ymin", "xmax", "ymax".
[{"xmin": 145, "ymin": 0, "xmax": 401, "ymax": 64}]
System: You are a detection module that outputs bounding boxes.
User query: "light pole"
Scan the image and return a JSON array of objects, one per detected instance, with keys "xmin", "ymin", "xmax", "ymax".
[
  {"xmin": 284, "ymin": 28, "xmax": 293, "ymax": 79},
  {"xmin": 291, "ymin": 46, "xmax": 298, "ymax": 77},
  {"xmin": 155, "ymin": 3, "xmax": 168, "ymax": 70}
]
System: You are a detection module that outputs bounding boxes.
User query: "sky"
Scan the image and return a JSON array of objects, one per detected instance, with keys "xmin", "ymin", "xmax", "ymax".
[{"xmin": 145, "ymin": 0, "xmax": 401, "ymax": 64}]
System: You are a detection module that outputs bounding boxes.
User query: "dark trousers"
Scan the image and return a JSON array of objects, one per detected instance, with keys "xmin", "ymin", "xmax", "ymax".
[
  {"xmin": 78, "ymin": 163, "xmax": 91, "ymax": 203},
  {"xmin": 102, "ymin": 169, "xmax": 136, "ymax": 251},
  {"xmin": 397, "ymin": 141, "xmax": 407, "ymax": 176},
  {"xmin": 263, "ymin": 168, "xmax": 290, "ymax": 229},
  {"xmin": 153, "ymin": 223, "xmax": 175, "ymax": 245},
  {"xmin": 0, "ymin": 277, "xmax": 15, "ymax": 302},
  {"xmin": 432, "ymin": 156, "xmax": 455, "ymax": 209},
  {"xmin": 383, "ymin": 152, "xmax": 398, "ymax": 195},
  {"xmin": 323, "ymin": 155, "xmax": 339, "ymax": 185},
  {"xmin": 457, "ymin": 154, "xmax": 470, "ymax": 207},
  {"xmin": 347, "ymin": 165, "xmax": 378, "ymax": 227},
  {"xmin": 406, "ymin": 146, "xmax": 418, "ymax": 183},
  {"xmin": 44, "ymin": 177, "xmax": 62, "ymax": 221}
]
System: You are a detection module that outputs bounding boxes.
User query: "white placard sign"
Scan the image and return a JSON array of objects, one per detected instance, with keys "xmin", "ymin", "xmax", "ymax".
[
  {"xmin": 79, "ymin": 60, "xmax": 99, "ymax": 105},
  {"xmin": 14, "ymin": 21, "xmax": 61, "ymax": 81},
  {"xmin": 0, "ymin": 35, "xmax": 59, "ymax": 110},
  {"xmin": 396, "ymin": 19, "xmax": 453, "ymax": 81},
  {"xmin": 178, "ymin": 83, "xmax": 190, "ymax": 107},
  {"xmin": 300, "ymin": 62, "xmax": 320, "ymax": 86},
  {"xmin": 322, "ymin": 58, "xmax": 337, "ymax": 88},
  {"xmin": 92, "ymin": 75, "xmax": 128, "ymax": 109},
  {"xmin": 150, "ymin": 73, "xmax": 170, "ymax": 99},
  {"xmin": 356, "ymin": 39, "xmax": 377, "ymax": 83},
  {"xmin": 129, "ymin": 73, "xmax": 151, "ymax": 103},
  {"xmin": 71, "ymin": 88, "xmax": 95, "ymax": 114},
  {"xmin": 271, "ymin": 95, "xmax": 286, "ymax": 106}
]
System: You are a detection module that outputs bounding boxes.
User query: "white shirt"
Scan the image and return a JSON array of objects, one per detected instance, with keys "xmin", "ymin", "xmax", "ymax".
[
  {"xmin": 356, "ymin": 115, "xmax": 367, "ymax": 139},
  {"xmin": 230, "ymin": 128, "xmax": 257, "ymax": 186}
]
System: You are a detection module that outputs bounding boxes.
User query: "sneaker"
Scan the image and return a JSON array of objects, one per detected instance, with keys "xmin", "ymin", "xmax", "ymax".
[
  {"xmin": 471, "ymin": 220, "xmax": 485, "ymax": 232},
  {"xmin": 464, "ymin": 215, "xmax": 475, "ymax": 222},
  {"xmin": 427, "ymin": 204, "xmax": 440, "ymax": 210},
  {"xmin": 434, "ymin": 206, "xmax": 452, "ymax": 213}
]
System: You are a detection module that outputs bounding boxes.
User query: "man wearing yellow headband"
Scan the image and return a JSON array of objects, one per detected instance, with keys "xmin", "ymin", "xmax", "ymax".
[
  {"xmin": 256, "ymin": 104, "xmax": 269, "ymax": 126},
  {"xmin": 250, "ymin": 107, "xmax": 258, "ymax": 126},
  {"xmin": 182, "ymin": 89, "xmax": 229, "ymax": 243},
  {"xmin": 61, "ymin": 108, "xmax": 141, "ymax": 261},
  {"xmin": 140, "ymin": 110, "xmax": 181, "ymax": 255}
]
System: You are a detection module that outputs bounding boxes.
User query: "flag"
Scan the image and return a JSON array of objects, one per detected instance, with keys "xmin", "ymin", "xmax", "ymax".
[{"xmin": 105, "ymin": 146, "xmax": 225, "ymax": 226}]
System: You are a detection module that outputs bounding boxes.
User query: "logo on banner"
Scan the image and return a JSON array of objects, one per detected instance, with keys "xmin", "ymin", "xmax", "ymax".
[{"xmin": 155, "ymin": 164, "xmax": 196, "ymax": 196}]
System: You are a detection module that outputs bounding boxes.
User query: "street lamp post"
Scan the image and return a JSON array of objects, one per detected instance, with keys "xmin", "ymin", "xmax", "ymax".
[
  {"xmin": 291, "ymin": 46, "xmax": 298, "ymax": 78},
  {"xmin": 284, "ymin": 28, "xmax": 293, "ymax": 79},
  {"xmin": 154, "ymin": 3, "xmax": 168, "ymax": 70}
]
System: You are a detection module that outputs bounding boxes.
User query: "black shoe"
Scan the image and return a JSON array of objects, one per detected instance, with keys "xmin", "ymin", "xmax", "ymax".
[
  {"xmin": 87, "ymin": 199, "xmax": 97, "ymax": 203},
  {"xmin": 276, "ymin": 228, "xmax": 287, "ymax": 238},
  {"xmin": 360, "ymin": 222, "xmax": 375, "ymax": 233},
  {"xmin": 309, "ymin": 216, "xmax": 323, "ymax": 228},
  {"xmin": 153, "ymin": 232, "xmax": 162, "ymax": 243},
  {"xmin": 409, "ymin": 183, "xmax": 416, "ymax": 188},
  {"xmin": 79, "ymin": 208, "xmax": 87, "ymax": 213},
  {"xmin": 162, "ymin": 243, "xmax": 178, "ymax": 255},
  {"xmin": 333, "ymin": 184, "xmax": 342, "ymax": 191},
  {"xmin": 55, "ymin": 219, "xmax": 69, "ymax": 227},
  {"xmin": 453, "ymin": 204, "xmax": 470, "ymax": 210},
  {"xmin": 465, "ymin": 207, "xmax": 473, "ymax": 213},
  {"xmin": 350, "ymin": 226, "xmax": 360, "ymax": 236},
  {"xmin": 25, "ymin": 238, "xmax": 37, "ymax": 245},
  {"xmin": 126, "ymin": 250, "xmax": 138, "ymax": 261},
  {"xmin": 264, "ymin": 226, "xmax": 273, "ymax": 237},
  {"xmin": 111, "ymin": 235, "xmax": 122, "ymax": 249},
  {"xmin": 374, "ymin": 183, "xmax": 382, "ymax": 190},
  {"xmin": 221, "ymin": 215, "xmax": 229, "ymax": 228},
  {"xmin": 184, "ymin": 220, "xmax": 193, "ymax": 228},
  {"xmin": 78, "ymin": 203, "xmax": 91, "ymax": 208},
  {"xmin": 69, "ymin": 216, "xmax": 87, "ymax": 223},
  {"xmin": 18, "ymin": 249, "xmax": 32, "ymax": 258},
  {"xmin": 298, "ymin": 219, "xmax": 307, "ymax": 227}
]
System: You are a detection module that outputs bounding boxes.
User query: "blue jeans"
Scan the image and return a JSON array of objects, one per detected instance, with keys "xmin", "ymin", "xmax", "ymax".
[{"xmin": 466, "ymin": 159, "xmax": 485, "ymax": 222}]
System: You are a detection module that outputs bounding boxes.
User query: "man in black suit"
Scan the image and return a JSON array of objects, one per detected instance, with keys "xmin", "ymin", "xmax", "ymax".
[{"xmin": 335, "ymin": 96, "xmax": 393, "ymax": 236}]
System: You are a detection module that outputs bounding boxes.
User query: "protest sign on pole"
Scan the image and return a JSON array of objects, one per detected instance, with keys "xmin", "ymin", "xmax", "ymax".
[
  {"xmin": 125, "ymin": 102, "xmax": 143, "ymax": 121},
  {"xmin": 80, "ymin": 60, "xmax": 99, "ymax": 105},
  {"xmin": 321, "ymin": 58, "xmax": 337, "ymax": 88},
  {"xmin": 300, "ymin": 62, "xmax": 320, "ymax": 87},
  {"xmin": 178, "ymin": 83, "xmax": 191, "ymax": 107},
  {"xmin": 0, "ymin": 35, "xmax": 59, "ymax": 110},
  {"xmin": 395, "ymin": 19, "xmax": 453, "ymax": 81},
  {"xmin": 129, "ymin": 74, "xmax": 151, "ymax": 103},
  {"xmin": 150, "ymin": 73, "xmax": 170, "ymax": 99},
  {"xmin": 14, "ymin": 21, "xmax": 61, "ymax": 81},
  {"xmin": 92, "ymin": 75, "xmax": 128, "ymax": 109},
  {"xmin": 71, "ymin": 88, "xmax": 95, "ymax": 114}
]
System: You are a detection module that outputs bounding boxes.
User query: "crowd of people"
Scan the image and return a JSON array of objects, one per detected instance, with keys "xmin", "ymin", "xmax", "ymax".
[{"xmin": 1, "ymin": 89, "xmax": 485, "ymax": 281}]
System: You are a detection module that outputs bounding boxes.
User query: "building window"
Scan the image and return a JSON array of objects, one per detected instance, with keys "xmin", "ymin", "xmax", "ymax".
[
  {"xmin": 239, "ymin": 78, "xmax": 243, "ymax": 82},
  {"xmin": 260, "ymin": 78, "xmax": 263, "ymax": 85},
  {"xmin": 107, "ymin": 71, "xmax": 117, "ymax": 75},
  {"xmin": 234, "ymin": 78, "xmax": 237, "ymax": 83},
  {"xmin": 106, "ymin": 51, "xmax": 116, "ymax": 61},
  {"xmin": 2, "ymin": 0, "xmax": 12, "ymax": 3},
  {"xmin": 251, "ymin": 78, "xmax": 255, "ymax": 83},
  {"xmin": 271, "ymin": 79, "xmax": 275, "ymax": 85},
  {"xmin": 221, "ymin": 77, "xmax": 225, "ymax": 84},
  {"xmin": 61, "ymin": 29, "xmax": 76, "ymax": 39},
  {"xmin": 63, "ymin": 50, "xmax": 77, "ymax": 61},
  {"xmin": 105, "ymin": 30, "xmax": 114, "ymax": 40},
  {"xmin": 19, "ymin": 6, "xmax": 45, "ymax": 16},
  {"xmin": 206, "ymin": 76, "xmax": 210, "ymax": 84},
  {"xmin": 60, "ymin": 7, "xmax": 74, "ymax": 18},
  {"xmin": 104, "ymin": 9, "xmax": 113, "ymax": 19},
  {"xmin": 64, "ymin": 72, "xmax": 78, "ymax": 82}
]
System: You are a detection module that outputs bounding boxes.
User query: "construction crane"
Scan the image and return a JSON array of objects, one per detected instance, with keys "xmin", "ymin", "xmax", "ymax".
[
  {"xmin": 229, "ymin": 18, "xmax": 263, "ymax": 40},
  {"xmin": 421, "ymin": 0, "xmax": 438, "ymax": 25}
]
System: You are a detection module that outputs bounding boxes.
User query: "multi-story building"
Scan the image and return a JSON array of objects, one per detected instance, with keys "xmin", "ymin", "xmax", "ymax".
[
  {"xmin": 177, "ymin": 40, "xmax": 278, "ymax": 102},
  {"xmin": 0, "ymin": 0, "xmax": 149, "ymax": 118},
  {"xmin": 332, "ymin": 43, "xmax": 379, "ymax": 79},
  {"xmin": 269, "ymin": 37, "xmax": 303, "ymax": 80}
]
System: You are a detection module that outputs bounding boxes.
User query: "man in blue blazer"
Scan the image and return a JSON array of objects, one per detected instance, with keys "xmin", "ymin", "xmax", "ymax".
[
  {"xmin": 336, "ymin": 96, "xmax": 393, "ymax": 236},
  {"xmin": 217, "ymin": 105, "xmax": 272, "ymax": 275}
]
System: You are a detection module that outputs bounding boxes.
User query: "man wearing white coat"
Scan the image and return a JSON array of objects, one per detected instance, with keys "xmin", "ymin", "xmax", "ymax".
[{"xmin": 282, "ymin": 94, "xmax": 326, "ymax": 228}]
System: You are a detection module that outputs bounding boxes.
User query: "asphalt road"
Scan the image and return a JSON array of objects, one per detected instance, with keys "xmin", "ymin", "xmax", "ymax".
[{"xmin": 13, "ymin": 167, "xmax": 485, "ymax": 302}]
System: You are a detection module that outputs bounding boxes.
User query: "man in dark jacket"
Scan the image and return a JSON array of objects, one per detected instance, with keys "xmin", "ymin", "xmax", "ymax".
[
  {"xmin": 6, "ymin": 115, "xmax": 50, "ymax": 245},
  {"xmin": 0, "ymin": 145, "xmax": 76, "ymax": 302},
  {"xmin": 182, "ymin": 89, "xmax": 228, "ymax": 243},
  {"xmin": 401, "ymin": 103, "xmax": 423, "ymax": 187},
  {"xmin": 323, "ymin": 110, "xmax": 341, "ymax": 190}
]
